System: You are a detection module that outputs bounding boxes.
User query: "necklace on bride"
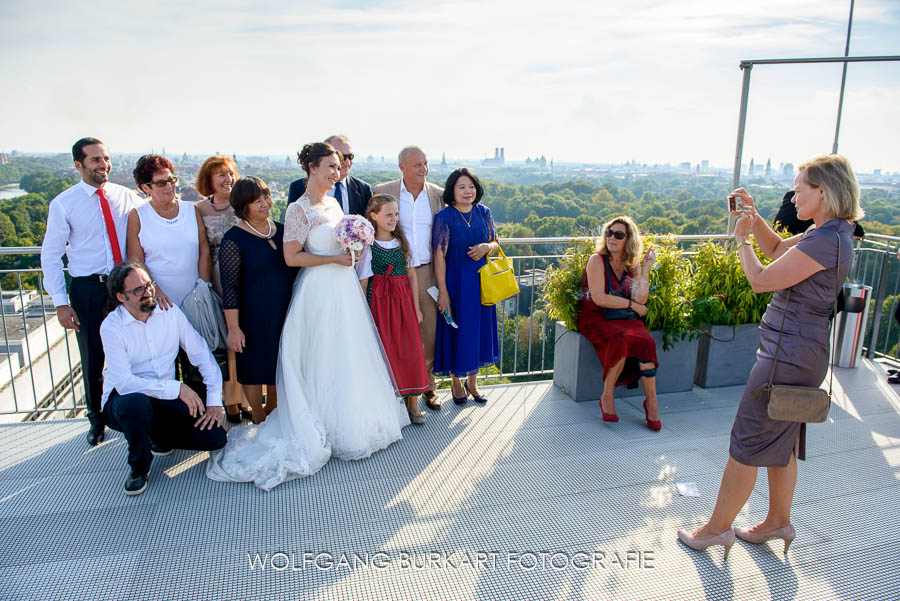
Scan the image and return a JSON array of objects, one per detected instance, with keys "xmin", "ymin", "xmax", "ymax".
[{"xmin": 244, "ymin": 218, "xmax": 276, "ymax": 249}]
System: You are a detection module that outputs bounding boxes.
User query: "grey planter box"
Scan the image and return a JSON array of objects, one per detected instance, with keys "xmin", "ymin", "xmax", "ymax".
[
  {"xmin": 694, "ymin": 323, "xmax": 761, "ymax": 388},
  {"xmin": 552, "ymin": 321, "xmax": 698, "ymax": 402}
]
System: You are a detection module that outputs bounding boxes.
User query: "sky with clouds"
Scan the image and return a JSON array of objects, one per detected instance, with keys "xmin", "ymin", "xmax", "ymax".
[{"xmin": 1, "ymin": 0, "xmax": 898, "ymax": 171}]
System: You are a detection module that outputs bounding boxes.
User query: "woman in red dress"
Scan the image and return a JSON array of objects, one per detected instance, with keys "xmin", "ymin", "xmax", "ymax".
[{"xmin": 578, "ymin": 216, "xmax": 661, "ymax": 430}]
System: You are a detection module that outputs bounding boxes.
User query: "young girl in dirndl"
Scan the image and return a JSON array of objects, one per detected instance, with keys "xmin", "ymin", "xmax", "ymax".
[{"xmin": 357, "ymin": 194, "xmax": 429, "ymax": 424}]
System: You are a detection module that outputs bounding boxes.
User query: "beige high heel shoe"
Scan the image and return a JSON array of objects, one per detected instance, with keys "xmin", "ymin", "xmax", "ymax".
[
  {"xmin": 677, "ymin": 527, "xmax": 736, "ymax": 559},
  {"xmin": 734, "ymin": 525, "xmax": 796, "ymax": 553}
]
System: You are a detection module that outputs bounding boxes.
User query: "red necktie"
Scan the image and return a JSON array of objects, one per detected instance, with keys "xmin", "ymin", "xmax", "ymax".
[{"xmin": 96, "ymin": 188, "xmax": 123, "ymax": 265}]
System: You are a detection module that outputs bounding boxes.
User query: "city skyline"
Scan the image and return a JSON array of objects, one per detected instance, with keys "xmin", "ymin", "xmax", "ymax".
[{"xmin": 1, "ymin": 1, "xmax": 898, "ymax": 172}]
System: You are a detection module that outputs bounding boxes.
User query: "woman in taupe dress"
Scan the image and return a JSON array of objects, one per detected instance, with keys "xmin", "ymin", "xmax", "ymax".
[
  {"xmin": 196, "ymin": 155, "xmax": 246, "ymax": 422},
  {"xmin": 678, "ymin": 155, "xmax": 862, "ymax": 558}
]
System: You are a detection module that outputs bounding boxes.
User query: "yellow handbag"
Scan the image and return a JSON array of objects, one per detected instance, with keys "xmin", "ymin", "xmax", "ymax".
[{"xmin": 478, "ymin": 244, "xmax": 519, "ymax": 306}]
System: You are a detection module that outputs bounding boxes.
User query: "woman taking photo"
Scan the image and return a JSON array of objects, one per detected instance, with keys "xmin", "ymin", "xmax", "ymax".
[
  {"xmin": 578, "ymin": 216, "xmax": 660, "ymax": 430},
  {"xmin": 432, "ymin": 167, "xmax": 500, "ymax": 405},
  {"xmin": 218, "ymin": 176, "xmax": 297, "ymax": 424},
  {"xmin": 677, "ymin": 154, "xmax": 860, "ymax": 558},
  {"xmin": 195, "ymin": 155, "xmax": 246, "ymax": 422},
  {"xmin": 126, "ymin": 154, "xmax": 210, "ymax": 308}
]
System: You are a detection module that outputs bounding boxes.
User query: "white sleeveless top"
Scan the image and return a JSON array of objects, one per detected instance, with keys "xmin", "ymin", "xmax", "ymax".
[{"xmin": 137, "ymin": 200, "xmax": 200, "ymax": 307}]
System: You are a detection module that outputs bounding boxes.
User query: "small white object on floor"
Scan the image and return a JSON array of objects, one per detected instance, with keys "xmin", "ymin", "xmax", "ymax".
[{"xmin": 675, "ymin": 480, "xmax": 701, "ymax": 497}]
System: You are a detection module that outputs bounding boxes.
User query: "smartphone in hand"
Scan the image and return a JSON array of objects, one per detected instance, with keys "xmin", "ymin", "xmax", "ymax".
[{"xmin": 427, "ymin": 285, "xmax": 459, "ymax": 328}]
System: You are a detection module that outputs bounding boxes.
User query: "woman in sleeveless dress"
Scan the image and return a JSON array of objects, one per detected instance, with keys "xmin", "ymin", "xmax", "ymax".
[
  {"xmin": 207, "ymin": 142, "xmax": 409, "ymax": 490},
  {"xmin": 677, "ymin": 155, "xmax": 861, "ymax": 559},
  {"xmin": 578, "ymin": 216, "xmax": 661, "ymax": 429},
  {"xmin": 195, "ymin": 155, "xmax": 246, "ymax": 421},
  {"xmin": 125, "ymin": 154, "xmax": 210, "ymax": 308}
]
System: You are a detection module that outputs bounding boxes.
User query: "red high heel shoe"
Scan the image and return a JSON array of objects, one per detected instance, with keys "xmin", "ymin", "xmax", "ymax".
[
  {"xmin": 643, "ymin": 400, "xmax": 662, "ymax": 431},
  {"xmin": 599, "ymin": 398, "xmax": 619, "ymax": 422}
]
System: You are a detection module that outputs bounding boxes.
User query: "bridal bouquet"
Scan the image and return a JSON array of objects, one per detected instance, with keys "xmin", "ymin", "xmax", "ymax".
[{"xmin": 335, "ymin": 215, "xmax": 375, "ymax": 266}]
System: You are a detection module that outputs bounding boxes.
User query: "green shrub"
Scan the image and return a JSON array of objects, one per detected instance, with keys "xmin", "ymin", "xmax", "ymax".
[
  {"xmin": 541, "ymin": 240, "xmax": 594, "ymax": 331},
  {"xmin": 644, "ymin": 235, "xmax": 695, "ymax": 348},
  {"xmin": 689, "ymin": 239, "xmax": 772, "ymax": 326}
]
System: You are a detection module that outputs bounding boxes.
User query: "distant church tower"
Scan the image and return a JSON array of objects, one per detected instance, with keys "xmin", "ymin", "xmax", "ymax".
[{"xmin": 441, "ymin": 153, "xmax": 447, "ymax": 167}]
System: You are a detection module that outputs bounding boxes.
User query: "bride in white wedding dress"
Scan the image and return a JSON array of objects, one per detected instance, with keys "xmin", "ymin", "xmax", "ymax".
[{"xmin": 207, "ymin": 142, "xmax": 409, "ymax": 490}]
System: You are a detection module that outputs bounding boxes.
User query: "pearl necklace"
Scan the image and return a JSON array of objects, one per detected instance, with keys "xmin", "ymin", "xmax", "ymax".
[
  {"xmin": 244, "ymin": 218, "xmax": 273, "ymax": 238},
  {"xmin": 244, "ymin": 218, "xmax": 276, "ymax": 249}
]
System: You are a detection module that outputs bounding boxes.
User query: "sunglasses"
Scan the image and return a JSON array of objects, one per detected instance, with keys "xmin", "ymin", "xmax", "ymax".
[
  {"xmin": 150, "ymin": 176, "xmax": 178, "ymax": 188},
  {"xmin": 342, "ymin": 153, "xmax": 355, "ymax": 162},
  {"xmin": 124, "ymin": 280, "xmax": 156, "ymax": 297},
  {"xmin": 605, "ymin": 229, "xmax": 627, "ymax": 240}
]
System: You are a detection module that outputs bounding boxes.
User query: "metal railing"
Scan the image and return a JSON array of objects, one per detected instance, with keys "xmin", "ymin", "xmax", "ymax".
[{"xmin": 2, "ymin": 232, "xmax": 899, "ymax": 420}]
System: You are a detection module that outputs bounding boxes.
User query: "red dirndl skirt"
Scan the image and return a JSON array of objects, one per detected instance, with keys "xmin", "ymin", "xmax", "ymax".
[{"xmin": 369, "ymin": 270, "xmax": 429, "ymax": 396}]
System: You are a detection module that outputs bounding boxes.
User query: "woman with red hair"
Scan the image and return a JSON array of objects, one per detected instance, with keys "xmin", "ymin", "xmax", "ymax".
[{"xmin": 195, "ymin": 155, "xmax": 248, "ymax": 422}]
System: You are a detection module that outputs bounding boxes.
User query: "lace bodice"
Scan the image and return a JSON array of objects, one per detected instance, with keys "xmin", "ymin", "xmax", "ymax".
[
  {"xmin": 284, "ymin": 196, "xmax": 344, "ymax": 255},
  {"xmin": 202, "ymin": 213, "xmax": 238, "ymax": 254}
]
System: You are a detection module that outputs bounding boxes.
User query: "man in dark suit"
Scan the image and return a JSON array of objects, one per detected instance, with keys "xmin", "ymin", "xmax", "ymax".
[{"xmin": 287, "ymin": 135, "xmax": 372, "ymax": 215}]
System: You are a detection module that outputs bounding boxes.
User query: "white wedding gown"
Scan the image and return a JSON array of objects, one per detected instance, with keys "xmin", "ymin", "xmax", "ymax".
[{"xmin": 207, "ymin": 197, "xmax": 410, "ymax": 490}]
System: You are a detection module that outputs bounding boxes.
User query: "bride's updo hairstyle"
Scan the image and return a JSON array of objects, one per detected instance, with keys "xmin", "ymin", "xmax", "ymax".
[{"xmin": 296, "ymin": 142, "xmax": 343, "ymax": 175}]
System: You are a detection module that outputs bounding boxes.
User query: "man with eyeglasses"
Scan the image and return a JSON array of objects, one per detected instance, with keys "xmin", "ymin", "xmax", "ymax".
[
  {"xmin": 287, "ymin": 134, "xmax": 372, "ymax": 215},
  {"xmin": 40, "ymin": 137, "xmax": 144, "ymax": 446},
  {"xmin": 100, "ymin": 260, "xmax": 225, "ymax": 496}
]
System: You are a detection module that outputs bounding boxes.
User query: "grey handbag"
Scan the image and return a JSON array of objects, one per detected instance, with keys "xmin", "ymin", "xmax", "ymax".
[{"xmin": 752, "ymin": 231, "xmax": 841, "ymax": 423}]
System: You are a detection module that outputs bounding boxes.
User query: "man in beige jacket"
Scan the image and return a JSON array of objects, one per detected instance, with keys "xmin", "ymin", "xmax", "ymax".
[{"xmin": 374, "ymin": 146, "xmax": 444, "ymax": 410}]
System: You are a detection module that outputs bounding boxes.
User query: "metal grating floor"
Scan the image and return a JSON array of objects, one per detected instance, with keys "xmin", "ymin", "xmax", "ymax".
[{"xmin": 1, "ymin": 359, "xmax": 898, "ymax": 601}]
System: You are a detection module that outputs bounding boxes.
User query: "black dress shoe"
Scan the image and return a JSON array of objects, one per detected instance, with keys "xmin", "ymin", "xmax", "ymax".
[
  {"xmin": 423, "ymin": 391, "xmax": 442, "ymax": 411},
  {"xmin": 464, "ymin": 382, "xmax": 488, "ymax": 404},
  {"xmin": 888, "ymin": 375, "xmax": 900, "ymax": 385},
  {"xmin": 151, "ymin": 442, "xmax": 173, "ymax": 456},
  {"xmin": 451, "ymin": 387, "xmax": 468, "ymax": 405},
  {"xmin": 226, "ymin": 409, "xmax": 243, "ymax": 424},
  {"xmin": 124, "ymin": 472, "xmax": 149, "ymax": 496},
  {"xmin": 86, "ymin": 426, "xmax": 105, "ymax": 446}
]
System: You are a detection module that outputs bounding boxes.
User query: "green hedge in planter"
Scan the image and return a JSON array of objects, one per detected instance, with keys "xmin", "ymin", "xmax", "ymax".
[
  {"xmin": 689, "ymin": 239, "xmax": 772, "ymax": 327},
  {"xmin": 644, "ymin": 235, "xmax": 694, "ymax": 349},
  {"xmin": 542, "ymin": 240, "xmax": 594, "ymax": 332}
]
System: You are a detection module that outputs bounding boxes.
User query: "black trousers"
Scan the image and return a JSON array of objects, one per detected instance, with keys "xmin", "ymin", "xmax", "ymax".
[
  {"xmin": 103, "ymin": 390, "xmax": 226, "ymax": 475},
  {"xmin": 69, "ymin": 276, "xmax": 109, "ymax": 429}
]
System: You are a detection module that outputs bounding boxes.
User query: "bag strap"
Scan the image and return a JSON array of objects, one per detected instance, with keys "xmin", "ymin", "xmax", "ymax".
[{"xmin": 766, "ymin": 229, "xmax": 843, "ymax": 396}]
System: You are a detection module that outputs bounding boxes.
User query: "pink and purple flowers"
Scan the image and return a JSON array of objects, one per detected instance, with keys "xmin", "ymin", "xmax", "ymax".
[{"xmin": 335, "ymin": 215, "xmax": 375, "ymax": 264}]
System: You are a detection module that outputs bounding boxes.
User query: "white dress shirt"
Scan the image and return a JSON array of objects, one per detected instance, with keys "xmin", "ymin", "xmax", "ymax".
[
  {"xmin": 40, "ymin": 179, "xmax": 143, "ymax": 307},
  {"xmin": 398, "ymin": 179, "xmax": 433, "ymax": 266},
  {"xmin": 100, "ymin": 304, "xmax": 223, "ymax": 408}
]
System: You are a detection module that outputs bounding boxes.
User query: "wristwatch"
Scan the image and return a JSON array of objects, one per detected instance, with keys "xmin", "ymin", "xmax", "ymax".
[{"xmin": 738, "ymin": 237, "xmax": 753, "ymax": 247}]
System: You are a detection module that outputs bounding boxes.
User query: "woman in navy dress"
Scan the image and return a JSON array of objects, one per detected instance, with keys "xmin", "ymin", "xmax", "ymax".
[
  {"xmin": 433, "ymin": 168, "xmax": 500, "ymax": 405},
  {"xmin": 219, "ymin": 177, "xmax": 297, "ymax": 423}
]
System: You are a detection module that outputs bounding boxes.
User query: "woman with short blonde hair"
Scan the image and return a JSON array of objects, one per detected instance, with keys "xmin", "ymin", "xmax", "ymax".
[{"xmin": 677, "ymin": 154, "xmax": 862, "ymax": 559}]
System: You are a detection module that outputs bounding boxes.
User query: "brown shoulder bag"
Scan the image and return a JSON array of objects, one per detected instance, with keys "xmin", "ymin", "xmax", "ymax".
[{"xmin": 751, "ymin": 231, "xmax": 842, "ymax": 423}]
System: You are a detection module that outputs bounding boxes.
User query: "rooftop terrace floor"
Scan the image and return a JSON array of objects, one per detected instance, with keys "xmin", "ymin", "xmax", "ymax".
[{"xmin": 1, "ymin": 359, "xmax": 898, "ymax": 601}]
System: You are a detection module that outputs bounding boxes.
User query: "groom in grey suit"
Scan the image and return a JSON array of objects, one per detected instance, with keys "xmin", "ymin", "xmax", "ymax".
[{"xmin": 374, "ymin": 146, "xmax": 444, "ymax": 409}]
